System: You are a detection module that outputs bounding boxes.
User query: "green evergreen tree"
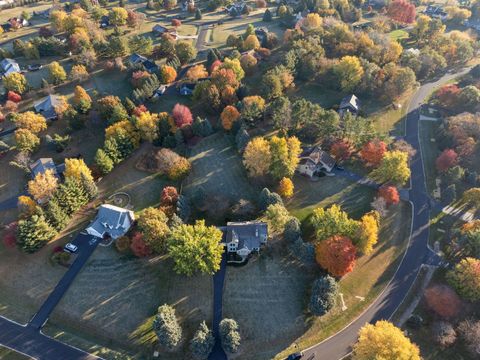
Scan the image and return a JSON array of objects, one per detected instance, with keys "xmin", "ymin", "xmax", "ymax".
[
  {"xmin": 17, "ymin": 214, "xmax": 57, "ymax": 253},
  {"xmin": 195, "ymin": 8, "xmax": 202, "ymax": 20},
  {"xmin": 103, "ymin": 138, "xmax": 123, "ymax": 164},
  {"xmin": 80, "ymin": 172, "xmax": 98, "ymax": 200},
  {"xmin": 153, "ymin": 304, "xmax": 182, "ymax": 350},
  {"xmin": 190, "ymin": 321, "xmax": 215, "ymax": 359},
  {"xmin": 55, "ymin": 177, "xmax": 89, "ymax": 215},
  {"xmin": 95, "ymin": 148, "xmax": 114, "ymax": 174},
  {"xmin": 123, "ymin": 97, "xmax": 136, "ymax": 114},
  {"xmin": 263, "ymin": 9, "xmax": 272, "ymax": 22},
  {"xmin": 45, "ymin": 198, "xmax": 70, "ymax": 230}
]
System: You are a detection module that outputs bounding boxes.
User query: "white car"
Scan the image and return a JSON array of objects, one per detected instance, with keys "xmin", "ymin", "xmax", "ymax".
[{"xmin": 64, "ymin": 243, "xmax": 78, "ymax": 253}]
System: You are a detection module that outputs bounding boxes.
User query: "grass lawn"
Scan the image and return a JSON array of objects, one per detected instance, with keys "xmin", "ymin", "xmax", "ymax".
[
  {"xmin": 0, "ymin": 347, "xmax": 29, "ymax": 360},
  {"xmin": 419, "ymin": 120, "xmax": 441, "ymax": 195},
  {"xmin": 389, "ymin": 29, "xmax": 409, "ymax": 41}
]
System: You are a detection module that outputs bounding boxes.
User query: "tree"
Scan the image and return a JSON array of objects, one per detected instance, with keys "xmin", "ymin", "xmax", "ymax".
[
  {"xmin": 95, "ymin": 149, "xmax": 114, "ymax": 174},
  {"xmin": 14, "ymin": 129, "xmax": 40, "ymax": 152},
  {"xmin": 268, "ymin": 96, "xmax": 291, "ymax": 132},
  {"xmin": 48, "ymin": 61, "xmax": 67, "ymax": 84},
  {"xmin": 243, "ymin": 35, "xmax": 260, "ymax": 51},
  {"xmin": 161, "ymin": 186, "xmax": 179, "ymax": 207},
  {"xmin": 219, "ymin": 319, "xmax": 241, "ymax": 353},
  {"xmin": 72, "ymin": 85, "xmax": 92, "ymax": 113},
  {"xmin": 172, "ymin": 103, "xmax": 193, "ymax": 128},
  {"xmin": 424, "ymin": 284, "xmax": 462, "ymax": 319},
  {"xmin": 175, "ymin": 41, "xmax": 197, "ymax": 65},
  {"xmin": 309, "ymin": 275, "xmax": 338, "ymax": 316},
  {"xmin": 70, "ymin": 64, "xmax": 89, "ymax": 82},
  {"xmin": 333, "ymin": 56, "xmax": 364, "ymax": 92},
  {"xmin": 221, "ymin": 105, "xmax": 240, "ymax": 131},
  {"xmin": 185, "ymin": 64, "xmax": 208, "ymax": 82},
  {"xmin": 167, "ymin": 220, "xmax": 224, "ymax": 276},
  {"xmin": 17, "ymin": 196, "xmax": 37, "ymax": 217},
  {"xmin": 278, "ymin": 177, "xmax": 294, "ymax": 198},
  {"xmin": 163, "ymin": 0, "xmax": 177, "ymax": 10},
  {"xmin": 153, "ymin": 304, "xmax": 182, "ymax": 350},
  {"xmin": 378, "ymin": 185, "xmax": 400, "ymax": 206},
  {"xmin": 446, "ymin": 257, "xmax": 480, "ymax": 301},
  {"xmin": 7, "ymin": 91, "xmax": 21, "ymax": 103},
  {"xmin": 45, "ymin": 198, "xmax": 70, "ymax": 230},
  {"xmin": 2, "ymin": 72, "xmax": 28, "ymax": 94},
  {"xmin": 302, "ymin": 13, "xmax": 322, "ymax": 31},
  {"xmin": 240, "ymin": 53, "xmax": 257, "ymax": 74},
  {"xmin": 432, "ymin": 321, "xmax": 457, "ymax": 348},
  {"xmin": 241, "ymin": 95, "xmax": 265, "ymax": 124},
  {"xmin": 64, "ymin": 158, "xmax": 93, "ymax": 183},
  {"xmin": 330, "ymin": 140, "xmax": 353, "ymax": 162},
  {"xmin": 160, "ymin": 65, "xmax": 177, "ymax": 83},
  {"xmin": 436, "ymin": 149, "xmax": 458, "ymax": 173},
  {"xmin": 387, "ymin": 0, "xmax": 416, "ymax": 24},
  {"xmin": 195, "ymin": 8, "xmax": 202, "ymax": 20},
  {"xmin": 353, "ymin": 321, "xmax": 421, "ymax": 360},
  {"xmin": 315, "ymin": 235, "xmax": 356, "ymax": 277},
  {"xmin": 457, "ymin": 319, "xmax": 480, "ymax": 356},
  {"xmin": 462, "ymin": 188, "xmax": 480, "ymax": 209},
  {"xmin": 109, "ymin": 7, "xmax": 128, "ymax": 27},
  {"xmin": 263, "ymin": 9, "xmax": 272, "ymax": 22},
  {"xmin": 17, "ymin": 214, "xmax": 56, "ymax": 253},
  {"xmin": 137, "ymin": 207, "xmax": 170, "ymax": 253},
  {"xmin": 53, "ymin": 177, "xmax": 89, "ymax": 215},
  {"xmin": 243, "ymin": 137, "xmax": 271, "ymax": 177},
  {"xmin": 371, "ymin": 151, "xmax": 411, "ymax": 186},
  {"xmin": 28, "ymin": 169, "xmax": 58, "ymax": 203},
  {"xmin": 357, "ymin": 212, "xmax": 379, "ymax": 255},
  {"xmin": 311, "ymin": 204, "xmax": 360, "ymax": 242},
  {"xmin": 14, "ymin": 112, "xmax": 47, "ymax": 134},
  {"xmin": 259, "ymin": 188, "xmax": 283, "ymax": 211},
  {"xmin": 269, "ymin": 136, "xmax": 301, "ymax": 180},
  {"xmin": 359, "ymin": 140, "xmax": 387, "ymax": 167},
  {"xmin": 130, "ymin": 232, "xmax": 152, "ymax": 257},
  {"xmin": 190, "ymin": 321, "xmax": 215, "ymax": 359},
  {"xmin": 136, "ymin": 111, "xmax": 159, "ymax": 142},
  {"xmin": 265, "ymin": 204, "xmax": 290, "ymax": 233}
]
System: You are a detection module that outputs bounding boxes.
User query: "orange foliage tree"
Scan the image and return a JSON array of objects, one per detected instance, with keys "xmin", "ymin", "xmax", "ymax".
[
  {"xmin": 424, "ymin": 284, "xmax": 462, "ymax": 319},
  {"xmin": 378, "ymin": 185, "xmax": 400, "ymax": 206},
  {"xmin": 330, "ymin": 139, "xmax": 353, "ymax": 161},
  {"xmin": 278, "ymin": 177, "xmax": 294, "ymax": 198},
  {"xmin": 359, "ymin": 139, "xmax": 387, "ymax": 167},
  {"xmin": 220, "ymin": 105, "xmax": 240, "ymax": 130},
  {"xmin": 315, "ymin": 235, "xmax": 357, "ymax": 277}
]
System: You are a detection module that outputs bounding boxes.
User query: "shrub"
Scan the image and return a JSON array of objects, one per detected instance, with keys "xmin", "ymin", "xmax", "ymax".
[
  {"xmin": 258, "ymin": 188, "xmax": 283, "ymax": 211},
  {"xmin": 309, "ymin": 275, "xmax": 339, "ymax": 316},
  {"xmin": 115, "ymin": 236, "xmax": 131, "ymax": 253},
  {"xmin": 432, "ymin": 321, "xmax": 457, "ymax": 348},
  {"xmin": 457, "ymin": 319, "xmax": 480, "ymax": 356},
  {"xmin": 130, "ymin": 232, "xmax": 152, "ymax": 257},
  {"xmin": 283, "ymin": 217, "xmax": 302, "ymax": 243},
  {"xmin": 289, "ymin": 238, "xmax": 315, "ymax": 264},
  {"xmin": 167, "ymin": 157, "xmax": 191, "ymax": 180},
  {"xmin": 7, "ymin": 91, "xmax": 21, "ymax": 103},
  {"xmin": 153, "ymin": 304, "xmax": 182, "ymax": 350},
  {"xmin": 219, "ymin": 319, "xmax": 241, "ymax": 353},
  {"xmin": 424, "ymin": 284, "xmax": 462, "ymax": 319},
  {"xmin": 171, "ymin": 19, "xmax": 181, "ymax": 27}
]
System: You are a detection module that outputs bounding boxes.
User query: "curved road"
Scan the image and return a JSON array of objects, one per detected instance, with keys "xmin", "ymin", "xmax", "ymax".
[{"xmin": 303, "ymin": 67, "xmax": 472, "ymax": 360}]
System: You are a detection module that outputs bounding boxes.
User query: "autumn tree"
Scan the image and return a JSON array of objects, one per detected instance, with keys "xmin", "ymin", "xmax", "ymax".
[
  {"xmin": 130, "ymin": 232, "xmax": 152, "ymax": 257},
  {"xmin": 436, "ymin": 149, "xmax": 458, "ymax": 173},
  {"xmin": 48, "ymin": 61, "xmax": 67, "ymax": 84},
  {"xmin": 64, "ymin": 158, "xmax": 94, "ymax": 183},
  {"xmin": 185, "ymin": 64, "xmax": 208, "ymax": 82},
  {"xmin": 175, "ymin": 41, "xmax": 197, "ymax": 64},
  {"xmin": 315, "ymin": 235, "xmax": 357, "ymax": 277},
  {"xmin": 447, "ymin": 257, "xmax": 480, "ymax": 301},
  {"xmin": 269, "ymin": 136, "xmax": 301, "ymax": 180},
  {"xmin": 243, "ymin": 137, "xmax": 271, "ymax": 177},
  {"xmin": 109, "ymin": 7, "xmax": 128, "ymax": 27},
  {"xmin": 424, "ymin": 284, "xmax": 462, "ymax": 319},
  {"xmin": 160, "ymin": 65, "xmax": 177, "ymax": 83},
  {"xmin": 359, "ymin": 139, "xmax": 387, "ymax": 167},
  {"xmin": 7, "ymin": 91, "xmax": 21, "ymax": 103},
  {"xmin": 278, "ymin": 177, "xmax": 294, "ymax": 198},
  {"xmin": 172, "ymin": 103, "xmax": 193, "ymax": 128},
  {"xmin": 353, "ymin": 321, "xmax": 421, "ymax": 360},
  {"xmin": 243, "ymin": 34, "xmax": 260, "ymax": 51},
  {"xmin": 70, "ymin": 64, "xmax": 89, "ymax": 82},
  {"xmin": 137, "ymin": 207, "xmax": 170, "ymax": 253},
  {"xmin": 14, "ymin": 112, "xmax": 47, "ymax": 134},
  {"xmin": 153, "ymin": 304, "xmax": 182, "ymax": 350},
  {"xmin": 241, "ymin": 95, "xmax": 265, "ymax": 124},
  {"xmin": 457, "ymin": 319, "xmax": 480, "ymax": 356},
  {"xmin": 167, "ymin": 220, "xmax": 224, "ymax": 276},
  {"xmin": 371, "ymin": 151, "xmax": 411, "ymax": 186},
  {"xmin": 265, "ymin": 203, "xmax": 290, "ymax": 233},
  {"xmin": 462, "ymin": 188, "xmax": 480, "ymax": 208},
  {"xmin": 330, "ymin": 139, "xmax": 353, "ymax": 161},
  {"xmin": 378, "ymin": 185, "xmax": 400, "ymax": 206},
  {"xmin": 17, "ymin": 196, "xmax": 37, "ymax": 218},
  {"xmin": 302, "ymin": 13, "xmax": 322, "ymax": 31},
  {"xmin": 387, "ymin": 0, "xmax": 416, "ymax": 24},
  {"xmin": 136, "ymin": 111, "xmax": 159, "ymax": 142},
  {"xmin": 357, "ymin": 211, "xmax": 379, "ymax": 255},
  {"xmin": 72, "ymin": 85, "xmax": 92, "ymax": 113},
  {"xmin": 2, "ymin": 72, "xmax": 28, "ymax": 94},
  {"xmin": 311, "ymin": 204, "xmax": 360, "ymax": 242},
  {"xmin": 14, "ymin": 129, "xmax": 40, "ymax": 152},
  {"xmin": 221, "ymin": 105, "xmax": 240, "ymax": 130},
  {"xmin": 28, "ymin": 169, "xmax": 58, "ymax": 203},
  {"xmin": 333, "ymin": 56, "xmax": 364, "ymax": 92},
  {"xmin": 160, "ymin": 186, "xmax": 179, "ymax": 207}
]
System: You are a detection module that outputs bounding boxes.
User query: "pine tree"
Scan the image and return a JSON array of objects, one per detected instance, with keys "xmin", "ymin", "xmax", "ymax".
[
  {"xmin": 153, "ymin": 304, "xmax": 182, "ymax": 350},
  {"xmin": 195, "ymin": 8, "xmax": 202, "ymax": 20},
  {"xmin": 103, "ymin": 138, "xmax": 123, "ymax": 164},
  {"xmin": 17, "ymin": 214, "xmax": 57, "ymax": 253},
  {"xmin": 235, "ymin": 126, "xmax": 250, "ymax": 153},
  {"xmin": 206, "ymin": 49, "xmax": 219, "ymax": 70},
  {"xmin": 95, "ymin": 148, "xmax": 114, "ymax": 174},
  {"xmin": 263, "ymin": 9, "xmax": 272, "ymax": 22},
  {"xmin": 45, "ymin": 198, "xmax": 70, "ymax": 230},
  {"xmin": 80, "ymin": 172, "xmax": 98, "ymax": 200},
  {"xmin": 123, "ymin": 97, "xmax": 136, "ymax": 114},
  {"xmin": 55, "ymin": 177, "xmax": 89, "ymax": 215}
]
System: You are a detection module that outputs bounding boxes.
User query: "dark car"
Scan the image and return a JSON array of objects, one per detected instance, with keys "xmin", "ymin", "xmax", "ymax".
[
  {"xmin": 286, "ymin": 353, "xmax": 303, "ymax": 360},
  {"xmin": 336, "ymin": 165, "xmax": 345, "ymax": 171},
  {"xmin": 27, "ymin": 64, "xmax": 42, "ymax": 71}
]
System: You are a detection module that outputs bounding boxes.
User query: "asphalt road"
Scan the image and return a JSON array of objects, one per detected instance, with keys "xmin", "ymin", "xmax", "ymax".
[{"xmin": 301, "ymin": 67, "xmax": 473, "ymax": 360}]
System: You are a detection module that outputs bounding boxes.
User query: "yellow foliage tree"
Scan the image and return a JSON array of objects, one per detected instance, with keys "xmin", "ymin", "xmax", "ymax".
[
  {"xmin": 14, "ymin": 129, "xmax": 40, "ymax": 152},
  {"xmin": 2, "ymin": 72, "xmax": 28, "ymax": 94},
  {"xmin": 28, "ymin": 169, "xmax": 58, "ymax": 202},
  {"xmin": 64, "ymin": 158, "xmax": 93, "ymax": 182},
  {"xmin": 14, "ymin": 112, "xmax": 47, "ymax": 134},
  {"xmin": 53, "ymin": 96, "xmax": 69, "ymax": 118},
  {"xmin": 243, "ymin": 34, "xmax": 261, "ymax": 51},
  {"xmin": 160, "ymin": 65, "xmax": 177, "ymax": 83},
  {"xmin": 302, "ymin": 13, "xmax": 322, "ymax": 31},
  {"xmin": 371, "ymin": 150, "xmax": 411, "ymax": 186},
  {"xmin": 109, "ymin": 7, "xmax": 128, "ymax": 27},
  {"xmin": 105, "ymin": 120, "xmax": 140, "ymax": 148},
  {"xmin": 136, "ymin": 111, "xmax": 159, "ymax": 142},
  {"xmin": 333, "ymin": 56, "xmax": 364, "ymax": 92},
  {"xmin": 50, "ymin": 10, "xmax": 68, "ymax": 32},
  {"xmin": 357, "ymin": 211, "xmax": 379, "ymax": 255},
  {"xmin": 220, "ymin": 105, "xmax": 240, "ymax": 130},
  {"xmin": 48, "ymin": 61, "xmax": 67, "ymax": 84},
  {"xmin": 185, "ymin": 64, "xmax": 208, "ymax": 82},
  {"xmin": 70, "ymin": 64, "xmax": 89, "ymax": 82},
  {"xmin": 353, "ymin": 321, "xmax": 421, "ymax": 360},
  {"xmin": 17, "ymin": 195, "xmax": 37, "ymax": 217},
  {"xmin": 278, "ymin": 177, "xmax": 294, "ymax": 198},
  {"xmin": 243, "ymin": 137, "xmax": 271, "ymax": 177}
]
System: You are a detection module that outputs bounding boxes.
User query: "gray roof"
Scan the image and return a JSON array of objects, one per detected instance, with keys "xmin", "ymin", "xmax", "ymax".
[
  {"xmin": 226, "ymin": 221, "xmax": 267, "ymax": 251},
  {"xmin": 30, "ymin": 158, "xmax": 58, "ymax": 177},
  {"xmin": 0, "ymin": 58, "xmax": 20, "ymax": 75},
  {"xmin": 339, "ymin": 94, "xmax": 360, "ymax": 112},
  {"xmin": 153, "ymin": 24, "xmax": 168, "ymax": 33},
  {"xmin": 34, "ymin": 94, "xmax": 63, "ymax": 119},
  {"xmin": 86, "ymin": 204, "xmax": 135, "ymax": 240},
  {"xmin": 300, "ymin": 146, "xmax": 336, "ymax": 170}
]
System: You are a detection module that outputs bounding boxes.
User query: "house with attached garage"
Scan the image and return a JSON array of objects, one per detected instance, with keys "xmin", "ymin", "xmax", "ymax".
[
  {"xmin": 297, "ymin": 146, "xmax": 336, "ymax": 178},
  {"xmin": 0, "ymin": 58, "xmax": 20, "ymax": 76},
  {"xmin": 224, "ymin": 221, "xmax": 268, "ymax": 263},
  {"xmin": 339, "ymin": 94, "xmax": 360, "ymax": 118},
  {"xmin": 86, "ymin": 204, "xmax": 135, "ymax": 240},
  {"xmin": 34, "ymin": 94, "xmax": 64, "ymax": 120}
]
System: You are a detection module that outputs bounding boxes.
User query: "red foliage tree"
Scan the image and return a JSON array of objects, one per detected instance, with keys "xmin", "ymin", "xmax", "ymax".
[
  {"xmin": 378, "ymin": 185, "xmax": 400, "ymax": 206},
  {"xmin": 436, "ymin": 84, "xmax": 461, "ymax": 109},
  {"xmin": 315, "ymin": 235, "xmax": 357, "ymax": 277},
  {"xmin": 330, "ymin": 139, "xmax": 353, "ymax": 161},
  {"xmin": 2, "ymin": 222, "xmax": 17, "ymax": 248},
  {"xmin": 210, "ymin": 60, "xmax": 222, "ymax": 74},
  {"xmin": 172, "ymin": 103, "xmax": 193, "ymax": 128},
  {"xmin": 160, "ymin": 186, "xmax": 179, "ymax": 207},
  {"xmin": 387, "ymin": 0, "xmax": 416, "ymax": 24},
  {"xmin": 130, "ymin": 232, "xmax": 152, "ymax": 257},
  {"xmin": 38, "ymin": 26, "xmax": 53, "ymax": 38},
  {"xmin": 7, "ymin": 91, "xmax": 21, "ymax": 103},
  {"xmin": 424, "ymin": 284, "xmax": 462, "ymax": 319},
  {"xmin": 131, "ymin": 70, "xmax": 150, "ymax": 88},
  {"xmin": 359, "ymin": 139, "xmax": 387, "ymax": 167},
  {"xmin": 133, "ymin": 105, "xmax": 148, "ymax": 117},
  {"xmin": 436, "ymin": 149, "xmax": 458, "ymax": 173},
  {"xmin": 171, "ymin": 19, "xmax": 181, "ymax": 27},
  {"xmin": 3, "ymin": 100, "xmax": 18, "ymax": 114}
]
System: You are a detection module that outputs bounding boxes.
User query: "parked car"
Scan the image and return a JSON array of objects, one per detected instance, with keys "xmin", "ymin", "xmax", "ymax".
[
  {"xmin": 336, "ymin": 165, "xmax": 345, "ymax": 171},
  {"xmin": 325, "ymin": 171, "xmax": 336, "ymax": 177},
  {"xmin": 27, "ymin": 64, "xmax": 42, "ymax": 71},
  {"xmin": 64, "ymin": 243, "xmax": 78, "ymax": 253},
  {"xmin": 286, "ymin": 352, "xmax": 303, "ymax": 360}
]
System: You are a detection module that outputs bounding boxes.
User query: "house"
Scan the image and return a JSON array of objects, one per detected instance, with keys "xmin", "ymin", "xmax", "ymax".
[
  {"xmin": 226, "ymin": 2, "xmax": 246, "ymax": 16},
  {"xmin": 224, "ymin": 221, "xmax": 268, "ymax": 262},
  {"xmin": 181, "ymin": 0, "xmax": 194, "ymax": 11},
  {"xmin": 128, "ymin": 53, "xmax": 158, "ymax": 73},
  {"xmin": 86, "ymin": 204, "xmax": 135, "ymax": 240},
  {"xmin": 152, "ymin": 24, "xmax": 175, "ymax": 36},
  {"xmin": 339, "ymin": 94, "xmax": 360, "ymax": 117},
  {"xmin": 423, "ymin": 5, "xmax": 447, "ymax": 20},
  {"xmin": 29, "ymin": 158, "xmax": 63, "ymax": 179},
  {"xmin": 34, "ymin": 94, "xmax": 64, "ymax": 120},
  {"xmin": 99, "ymin": 15, "xmax": 110, "ymax": 28},
  {"xmin": 0, "ymin": 58, "xmax": 20, "ymax": 76},
  {"xmin": 142, "ymin": 59, "xmax": 158, "ymax": 73},
  {"xmin": 8, "ymin": 17, "xmax": 29, "ymax": 29},
  {"xmin": 255, "ymin": 27, "xmax": 268, "ymax": 44},
  {"xmin": 297, "ymin": 146, "xmax": 336, "ymax": 178},
  {"xmin": 179, "ymin": 83, "xmax": 195, "ymax": 96}
]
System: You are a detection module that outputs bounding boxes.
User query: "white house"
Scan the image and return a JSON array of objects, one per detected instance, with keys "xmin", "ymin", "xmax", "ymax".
[
  {"xmin": 86, "ymin": 204, "xmax": 135, "ymax": 240},
  {"xmin": 297, "ymin": 146, "xmax": 336, "ymax": 178},
  {"xmin": 0, "ymin": 58, "xmax": 20, "ymax": 76}
]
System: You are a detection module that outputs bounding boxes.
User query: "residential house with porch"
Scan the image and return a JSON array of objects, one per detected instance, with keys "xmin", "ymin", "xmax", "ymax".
[
  {"xmin": 297, "ymin": 146, "xmax": 336, "ymax": 178},
  {"xmin": 86, "ymin": 204, "xmax": 135, "ymax": 240},
  {"xmin": 224, "ymin": 221, "xmax": 268, "ymax": 262}
]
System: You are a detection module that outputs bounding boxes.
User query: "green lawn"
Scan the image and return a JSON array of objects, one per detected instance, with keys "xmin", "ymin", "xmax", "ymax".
[
  {"xmin": 389, "ymin": 29, "xmax": 409, "ymax": 41},
  {"xmin": 419, "ymin": 120, "xmax": 440, "ymax": 195},
  {"xmin": 0, "ymin": 347, "xmax": 29, "ymax": 360}
]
